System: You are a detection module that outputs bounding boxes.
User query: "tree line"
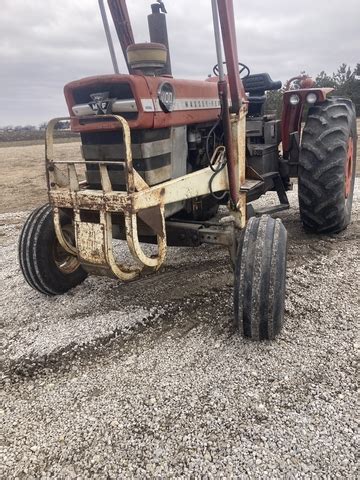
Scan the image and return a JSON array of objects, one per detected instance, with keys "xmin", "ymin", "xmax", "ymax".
[{"xmin": 0, "ymin": 121, "xmax": 70, "ymax": 133}]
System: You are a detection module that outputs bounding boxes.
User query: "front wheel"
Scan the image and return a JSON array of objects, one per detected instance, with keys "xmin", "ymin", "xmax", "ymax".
[
  {"xmin": 298, "ymin": 97, "xmax": 357, "ymax": 233},
  {"xmin": 19, "ymin": 204, "xmax": 87, "ymax": 295},
  {"xmin": 234, "ymin": 215, "xmax": 287, "ymax": 341}
]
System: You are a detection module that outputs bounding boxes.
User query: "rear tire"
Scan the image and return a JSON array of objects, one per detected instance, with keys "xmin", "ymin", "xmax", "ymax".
[
  {"xmin": 19, "ymin": 204, "xmax": 87, "ymax": 295},
  {"xmin": 298, "ymin": 97, "xmax": 357, "ymax": 233},
  {"xmin": 234, "ymin": 215, "xmax": 287, "ymax": 341}
]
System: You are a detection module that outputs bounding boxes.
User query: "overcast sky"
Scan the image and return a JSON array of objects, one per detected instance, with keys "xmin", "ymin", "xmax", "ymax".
[{"xmin": 0, "ymin": 0, "xmax": 359, "ymax": 126}]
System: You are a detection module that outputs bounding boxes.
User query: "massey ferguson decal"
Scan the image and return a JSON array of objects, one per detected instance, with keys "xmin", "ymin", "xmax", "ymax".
[{"xmin": 89, "ymin": 92, "xmax": 112, "ymax": 114}]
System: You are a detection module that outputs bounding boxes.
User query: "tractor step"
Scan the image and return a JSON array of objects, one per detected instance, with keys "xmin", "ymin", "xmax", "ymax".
[
  {"xmin": 240, "ymin": 178, "xmax": 263, "ymax": 192},
  {"xmin": 253, "ymin": 204, "xmax": 290, "ymax": 216},
  {"xmin": 246, "ymin": 171, "xmax": 290, "ymax": 217}
]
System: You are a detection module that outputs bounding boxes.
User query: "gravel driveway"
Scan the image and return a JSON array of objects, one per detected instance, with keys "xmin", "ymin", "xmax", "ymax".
[{"xmin": 1, "ymin": 184, "xmax": 359, "ymax": 478}]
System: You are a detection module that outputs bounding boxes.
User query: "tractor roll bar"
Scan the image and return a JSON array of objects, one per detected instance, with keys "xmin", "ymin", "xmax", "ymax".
[
  {"xmin": 98, "ymin": 0, "xmax": 119, "ymax": 74},
  {"xmin": 211, "ymin": 0, "xmax": 225, "ymax": 81}
]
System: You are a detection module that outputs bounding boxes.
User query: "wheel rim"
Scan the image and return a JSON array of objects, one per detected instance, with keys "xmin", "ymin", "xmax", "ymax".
[
  {"xmin": 53, "ymin": 224, "xmax": 80, "ymax": 274},
  {"xmin": 345, "ymin": 137, "xmax": 354, "ymax": 199}
]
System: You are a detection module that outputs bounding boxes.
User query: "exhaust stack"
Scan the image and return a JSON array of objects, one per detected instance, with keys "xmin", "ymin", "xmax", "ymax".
[{"xmin": 148, "ymin": 3, "xmax": 172, "ymax": 76}]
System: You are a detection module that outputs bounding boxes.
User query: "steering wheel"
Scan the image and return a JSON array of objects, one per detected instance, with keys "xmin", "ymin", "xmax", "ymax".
[{"xmin": 213, "ymin": 62, "xmax": 250, "ymax": 79}]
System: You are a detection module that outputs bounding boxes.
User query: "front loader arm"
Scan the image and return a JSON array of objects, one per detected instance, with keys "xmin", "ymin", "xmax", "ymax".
[
  {"xmin": 216, "ymin": 0, "xmax": 247, "ymax": 113},
  {"xmin": 107, "ymin": 0, "xmax": 135, "ymax": 72},
  {"xmin": 212, "ymin": 0, "xmax": 247, "ymax": 210}
]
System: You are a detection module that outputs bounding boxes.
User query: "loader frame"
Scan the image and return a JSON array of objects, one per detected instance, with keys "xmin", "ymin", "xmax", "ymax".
[{"xmin": 45, "ymin": 112, "xmax": 247, "ymax": 280}]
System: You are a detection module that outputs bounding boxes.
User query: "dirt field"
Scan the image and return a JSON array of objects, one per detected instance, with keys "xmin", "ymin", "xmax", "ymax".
[
  {"xmin": 1, "ymin": 130, "xmax": 359, "ymax": 477},
  {"xmin": 0, "ymin": 141, "xmax": 83, "ymax": 214}
]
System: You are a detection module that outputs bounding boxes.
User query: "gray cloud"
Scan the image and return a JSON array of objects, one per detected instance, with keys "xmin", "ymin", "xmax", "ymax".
[{"xmin": 0, "ymin": 0, "xmax": 359, "ymax": 125}]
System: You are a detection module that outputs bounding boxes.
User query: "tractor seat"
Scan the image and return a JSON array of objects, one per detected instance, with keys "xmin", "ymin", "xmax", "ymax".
[
  {"xmin": 243, "ymin": 73, "xmax": 282, "ymax": 94},
  {"xmin": 242, "ymin": 73, "xmax": 282, "ymax": 116}
]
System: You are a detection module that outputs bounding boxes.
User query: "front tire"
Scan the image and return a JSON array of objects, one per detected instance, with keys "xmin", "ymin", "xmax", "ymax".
[
  {"xmin": 19, "ymin": 204, "xmax": 87, "ymax": 295},
  {"xmin": 234, "ymin": 215, "xmax": 287, "ymax": 341},
  {"xmin": 298, "ymin": 97, "xmax": 357, "ymax": 233}
]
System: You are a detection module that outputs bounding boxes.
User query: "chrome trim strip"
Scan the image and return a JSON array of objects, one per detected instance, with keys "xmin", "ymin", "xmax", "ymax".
[
  {"xmin": 72, "ymin": 97, "xmax": 222, "ymax": 117},
  {"xmin": 72, "ymin": 99, "xmax": 138, "ymax": 117}
]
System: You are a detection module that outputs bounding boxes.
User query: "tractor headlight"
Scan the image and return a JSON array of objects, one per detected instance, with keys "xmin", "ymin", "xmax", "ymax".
[
  {"xmin": 306, "ymin": 92, "xmax": 317, "ymax": 105},
  {"xmin": 289, "ymin": 94, "xmax": 300, "ymax": 106}
]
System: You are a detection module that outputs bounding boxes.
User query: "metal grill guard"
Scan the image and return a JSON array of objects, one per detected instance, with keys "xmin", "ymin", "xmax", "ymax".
[{"xmin": 45, "ymin": 114, "xmax": 246, "ymax": 281}]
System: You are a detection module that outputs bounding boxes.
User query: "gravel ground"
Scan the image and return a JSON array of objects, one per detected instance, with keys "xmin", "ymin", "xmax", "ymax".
[{"xmin": 1, "ymin": 184, "xmax": 360, "ymax": 478}]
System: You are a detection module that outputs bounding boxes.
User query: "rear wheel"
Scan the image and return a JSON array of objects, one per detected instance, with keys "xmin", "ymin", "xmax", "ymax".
[
  {"xmin": 298, "ymin": 97, "xmax": 357, "ymax": 233},
  {"xmin": 234, "ymin": 215, "xmax": 287, "ymax": 341},
  {"xmin": 19, "ymin": 204, "xmax": 87, "ymax": 295}
]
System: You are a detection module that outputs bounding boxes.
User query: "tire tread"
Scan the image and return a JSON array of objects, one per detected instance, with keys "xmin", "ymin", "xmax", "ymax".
[
  {"xmin": 299, "ymin": 97, "xmax": 357, "ymax": 233},
  {"xmin": 234, "ymin": 216, "xmax": 287, "ymax": 341},
  {"xmin": 18, "ymin": 205, "xmax": 87, "ymax": 295}
]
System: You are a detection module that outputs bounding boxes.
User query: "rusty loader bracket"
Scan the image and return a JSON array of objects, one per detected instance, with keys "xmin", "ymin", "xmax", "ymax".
[{"xmin": 45, "ymin": 114, "xmax": 247, "ymax": 281}]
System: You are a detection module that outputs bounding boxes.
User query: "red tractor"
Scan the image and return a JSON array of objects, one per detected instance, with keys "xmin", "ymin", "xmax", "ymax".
[{"xmin": 19, "ymin": 0, "xmax": 357, "ymax": 340}]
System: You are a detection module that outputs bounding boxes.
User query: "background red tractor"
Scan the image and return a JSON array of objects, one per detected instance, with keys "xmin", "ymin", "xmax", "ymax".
[{"xmin": 19, "ymin": 0, "xmax": 357, "ymax": 341}]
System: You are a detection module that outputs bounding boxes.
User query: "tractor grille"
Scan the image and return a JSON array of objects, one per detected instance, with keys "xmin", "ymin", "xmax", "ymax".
[{"xmin": 72, "ymin": 82, "xmax": 138, "ymax": 121}]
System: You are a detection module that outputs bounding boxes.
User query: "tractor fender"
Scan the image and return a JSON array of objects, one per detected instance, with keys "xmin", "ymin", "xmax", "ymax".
[{"xmin": 281, "ymin": 87, "xmax": 334, "ymax": 157}]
